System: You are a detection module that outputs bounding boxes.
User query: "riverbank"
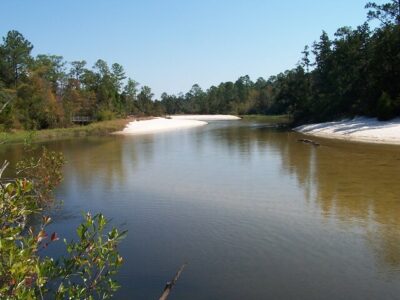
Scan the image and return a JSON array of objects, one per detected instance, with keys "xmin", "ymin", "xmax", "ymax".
[
  {"xmin": 118, "ymin": 117, "xmax": 207, "ymax": 135},
  {"xmin": 171, "ymin": 115, "xmax": 241, "ymax": 121},
  {"xmin": 118, "ymin": 115, "xmax": 240, "ymax": 135},
  {"xmin": 0, "ymin": 114, "xmax": 289, "ymax": 143},
  {"xmin": 240, "ymin": 114, "xmax": 291, "ymax": 124},
  {"xmin": 295, "ymin": 117, "xmax": 400, "ymax": 145},
  {"xmin": 0, "ymin": 118, "xmax": 133, "ymax": 144}
]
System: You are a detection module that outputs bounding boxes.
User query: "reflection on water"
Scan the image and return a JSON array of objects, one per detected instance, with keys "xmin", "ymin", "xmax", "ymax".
[
  {"xmin": 213, "ymin": 123, "xmax": 400, "ymax": 270},
  {"xmin": 1, "ymin": 121, "xmax": 400, "ymax": 299},
  {"xmin": 278, "ymin": 136, "xmax": 400, "ymax": 270}
]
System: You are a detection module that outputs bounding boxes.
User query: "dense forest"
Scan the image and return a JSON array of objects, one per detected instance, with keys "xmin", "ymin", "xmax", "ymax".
[
  {"xmin": 160, "ymin": 1, "xmax": 400, "ymax": 123},
  {"xmin": 0, "ymin": 1, "xmax": 399, "ymax": 131},
  {"xmin": 0, "ymin": 31, "xmax": 165, "ymax": 130}
]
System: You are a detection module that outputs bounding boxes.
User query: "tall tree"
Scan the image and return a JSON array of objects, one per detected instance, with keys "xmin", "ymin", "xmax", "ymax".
[
  {"xmin": 137, "ymin": 86, "xmax": 154, "ymax": 114},
  {"xmin": 365, "ymin": 0, "xmax": 400, "ymax": 25},
  {"xmin": 301, "ymin": 45, "xmax": 311, "ymax": 73},
  {"xmin": 70, "ymin": 60, "xmax": 87, "ymax": 84},
  {"xmin": 111, "ymin": 63, "xmax": 126, "ymax": 93},
  {"xmin": 33, "ymin": 54, "xmax": 66, "ymax": 94},
  {"xmin": 0, "ymin": 30, "xmax": 33, "ymax": 87},
  {"xmin": 121, "ymin": 78, "xmax": 138, "ymax": 114}
]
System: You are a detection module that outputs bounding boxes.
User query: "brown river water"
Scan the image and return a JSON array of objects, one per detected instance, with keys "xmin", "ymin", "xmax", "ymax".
[{"xmin": 1, "ymin": 120, "xmax": 400, "ymax": 299}]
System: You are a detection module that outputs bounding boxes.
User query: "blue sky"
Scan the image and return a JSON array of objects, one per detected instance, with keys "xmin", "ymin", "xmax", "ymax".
[{"xmin": 0, "ymin": 0, "xmax": 380, "ymax": 97}]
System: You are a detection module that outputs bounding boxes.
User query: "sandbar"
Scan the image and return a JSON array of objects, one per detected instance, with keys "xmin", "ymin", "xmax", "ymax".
[
  {"xmin": 294, "ymin": 117, "xmax": 400, "ymax": 145},
  {"xmin": 118, "ymin": 118, "xmax": 207, "ymax": 135},
  {"xmin": 170, "ymin": 115, "xmax": 241, "ymax": 121}
]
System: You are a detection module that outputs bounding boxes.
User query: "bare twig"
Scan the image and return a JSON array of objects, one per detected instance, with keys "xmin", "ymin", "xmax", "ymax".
[
  {"xmin": 159, "ymin": 263, "xmax": 187, "ymax": 300},
  {"xmin": 0, "ymin": 100, "xmax": 10, "ymax": 114},
  {"xmin": 0, "ymin": 161, "xmax": 9, "ymax": 179}
]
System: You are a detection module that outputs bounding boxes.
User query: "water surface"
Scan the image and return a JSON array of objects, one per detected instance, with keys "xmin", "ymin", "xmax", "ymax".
[{"xmin": 1, "ymin": 120, "xmax": 400, "ymax": 299}]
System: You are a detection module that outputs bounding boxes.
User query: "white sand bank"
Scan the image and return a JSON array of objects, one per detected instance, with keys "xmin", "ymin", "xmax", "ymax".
[
  {"xmin": 119, "ymin": 118, "xmax": 207, "ymax": 135},
  {"xmin": 171, "ymin": 115, "xmax": 241, "ymax": 121},
  {"xmin": 294, "ymin": 117, "xmax": 400, "ymax": 145}
]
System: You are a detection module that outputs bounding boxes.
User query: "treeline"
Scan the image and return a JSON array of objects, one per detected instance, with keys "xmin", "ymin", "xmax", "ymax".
[
  {"xmin": 0, "ymin": 32, "xmax": 164, "ymax": 130},
  {"xmin": 0, "ymin": 1, "xmax": 399, "ymax": 131},
  {"xmin": 160, "ymin": 1, "xmax": 400, "ymax": 123}
]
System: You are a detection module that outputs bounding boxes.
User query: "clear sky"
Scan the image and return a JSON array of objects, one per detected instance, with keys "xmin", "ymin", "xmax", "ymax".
[{"xmin": 0, "ymin": 0, "xmax": 381, "ymax": 98}]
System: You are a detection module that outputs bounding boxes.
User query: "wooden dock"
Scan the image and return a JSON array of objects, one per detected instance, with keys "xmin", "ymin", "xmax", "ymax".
[{"xmin": 71, "ymin": 116, "xmax": 92, "ymax": 124}]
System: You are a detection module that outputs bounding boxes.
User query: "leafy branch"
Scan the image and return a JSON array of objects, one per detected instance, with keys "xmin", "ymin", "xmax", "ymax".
[{"xmin": 0, "ymin": 149, "xmax": 125, "ymax": 299}]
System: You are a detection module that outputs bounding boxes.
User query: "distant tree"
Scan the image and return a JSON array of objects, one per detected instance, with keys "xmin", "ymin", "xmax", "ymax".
[
  {"xmin": 69, "ymin": 60, "xmax": 87, "ymax": 84},
  {"xmin": 235, "ymin": 75, "xmax": 253, "ymax": 102},
  {"xmin": 122, "ymin": 78, "xmax": 139, "ymax": 114},
  {"xmin": 301, "ymin": 45, "xmax": 312, "ymax": 73},
  {"xmin": 377, "ymin": 91, "xmax": 398, "ymax": 120},
  {"xmin": 33, "ymin": 54, "xmax": 66, "ymax": 93},
  {"xmin": 111, "ymin": 63, "xmax": 126, "ymax": 93},
  {"xmin": 189, "ymin": 84, "xmax": 208, "ymax": 113},
  {"xmin": 94, "ymin": 59, "xmax": 110, "ymax": 77},
  {"xmin": 365, "ymin": 0, "xmax": 400, "ymax": 25},
  {"xmin": 137, "ymin": 85, "xmax": 154, "ymax": 114},
  {"xmin": 81, "ymin": 68, "xmax": 97, "ymax": 90},
  {"xmin": 0, "ymin": 30, "xmax": 33, "ymax": 87},
  {"xmin": 15, "ymin": 73, "xmax": 64, "ymax": 129},
  {"xmin": 161, "ymin": 92, "xmax": 178, "ymax": 115},
  {"xmin": 93, "ymin": 59, "xmax": 117, "ymax": 111}
]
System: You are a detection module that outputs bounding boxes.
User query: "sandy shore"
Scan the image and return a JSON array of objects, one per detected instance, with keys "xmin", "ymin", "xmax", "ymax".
[
  {"xmin": 118, "ymin": 115, "xmax": 240, "ymax": 135},
  {"xmin": 170, "ymin": 115, "xmax": 241, "ymax": 121},
  {"xmin": 119, "ymin": 118, "xmax": 207, "ymax": 135},
  {"xmin": 294, "ymin": 117, "xmax": 400, "ymax": 145}
]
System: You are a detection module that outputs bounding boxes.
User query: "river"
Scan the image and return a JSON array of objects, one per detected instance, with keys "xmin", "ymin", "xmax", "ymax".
[{"xmin": 1, "ymin": 120, "xmax": 400, "ymax": 299}]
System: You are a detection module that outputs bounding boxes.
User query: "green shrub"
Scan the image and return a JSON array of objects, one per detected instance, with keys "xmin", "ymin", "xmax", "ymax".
[
  {"xmin": 96, "ymin": 110, "xmax": 116, "ymax": 121},
  {"xmin": 0, "ymin": 148, "xmax": 125, "ymax": 299},
  {"xmin": 377, "ymin": 92, "xmax": 396, "ymax": 121}
]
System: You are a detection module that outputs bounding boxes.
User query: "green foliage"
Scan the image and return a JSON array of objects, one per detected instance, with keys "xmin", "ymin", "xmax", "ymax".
[
  {"xmin": 158, "ymin": 1, "xmax": 400, "ymax": 124},
  {"xmin": 377, "ymin": 92, "xmax": 399, "ymax": 120},
  {"xmin": 0, "ymin": 119, "xmax": 131, "ymax": 145},
  {"xmin": 55, "ymin": 213, "xmax": 126, "ymax": 299},
  {"xmin": 1, "ymin": 1, "xmax": 399, "ymax": 131},
  {"xmin": 0, "ymin": 30, "xmax": 33, "ymax": 87},
  {"xmin": 16, "ymin": 147, "xmax": 65, "ymax": 203},
  {"xmin": 0, "ymin": 88, "xmax": 17, "ymax": 130},
  {"xmin": 0, "ymin": 175, "xmax": 41, "ymax": 299},
  {"xmin": 365, "ymin": 0, "xmax": 400, "ymax": 25},
  {"xmin": 0, "ymin": 30, "xmax": 158, "ymax": 132},
  {"xmin": 96, "ymin": 110, "xmax": 116, "ymax": 121},
  {"xmin": 0, "ymin": 150, "xmax": 125, "ymax": 299},
  {"xmin": 137, "ymin": 86, "xmax": 154, "ymax": 115}
]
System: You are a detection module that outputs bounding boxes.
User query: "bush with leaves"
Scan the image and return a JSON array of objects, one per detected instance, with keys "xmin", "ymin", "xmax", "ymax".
[
  {"xmin": 0, "ymin": 148, "xmax": 125, "ymax": 299},
  {"xmin": 16, "ymin": 145, "xmax": 65, "ymax": 204}
]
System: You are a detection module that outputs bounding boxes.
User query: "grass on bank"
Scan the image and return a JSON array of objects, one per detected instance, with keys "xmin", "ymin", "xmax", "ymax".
[
  {"xmin": 0, "ymin": 118, "xmax": 133, "ymax": 144},
  {"xmin": 0, "ymin": 115, "xmax": 291, "ymax": 145}
]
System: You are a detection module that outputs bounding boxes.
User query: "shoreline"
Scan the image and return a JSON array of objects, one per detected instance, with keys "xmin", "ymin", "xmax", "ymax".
[
  {"xmin": 118, "ymin": 115, "xmax": 240, "ymax": 135},
  {"xmin": 170, "ymin": 115, "xmax": 241, "ymax": 121},
  {"xmin": 117, "ymin": 117, "xmax": 207, "ymax": 135},
  {"xmin": 0, "ymin": 118, "xmax": 134, "ymax": 145},
  {"xmin": 294, "ymin": 117, "xmax": 400, "ymax": 145}
]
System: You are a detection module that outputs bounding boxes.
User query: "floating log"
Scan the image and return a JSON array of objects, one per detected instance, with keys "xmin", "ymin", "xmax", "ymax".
[
  {"xmin": 298, "ymin": 138, "xmax": 320, "ymax": 146},
  {"xmin": 159, "ymin": 263, "xmax": 187, "ymax": 300}
]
